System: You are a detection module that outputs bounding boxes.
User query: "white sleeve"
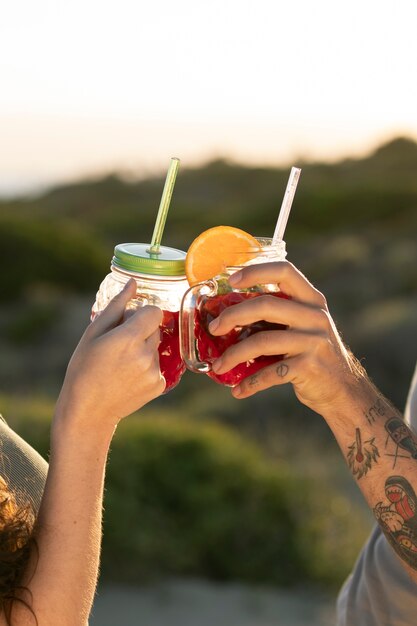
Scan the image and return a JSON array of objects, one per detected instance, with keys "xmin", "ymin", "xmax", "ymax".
[
  {"xmin": 336, "ymin": 362, "xmax": 417, "ymax": 626},
  {"xmin": 405, "ymin": 363, "xmax": 417, "ymax": 430},
  {"xmin": 0, "ymin": 415, "xmax": 48, "ymax": 512},
  {"xmin": 337, "ymin": 525, "xmax": 417, "ymax": 626}
]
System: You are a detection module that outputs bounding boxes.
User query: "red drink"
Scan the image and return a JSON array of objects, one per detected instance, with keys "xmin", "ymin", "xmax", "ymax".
[
  {"xmin": 160, "ymin": 310, "xmax": 185, "ymax": 392},
  {"xmin": 180, "ymin": 237, "xmax": 289, "ymax": 386},
  {"xmin": 194, "ymin": 290, "xmax": 288, "ymax": 386}
]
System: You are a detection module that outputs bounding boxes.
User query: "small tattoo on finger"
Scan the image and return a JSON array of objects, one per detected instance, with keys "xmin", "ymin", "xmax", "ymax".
[
  {"xmin": 276, "ymin": 363, "xmax": 289, "ymax": 378},
  {"xmin": 248, "ymin": 374, "xmax": 259, "ymax": 387}
]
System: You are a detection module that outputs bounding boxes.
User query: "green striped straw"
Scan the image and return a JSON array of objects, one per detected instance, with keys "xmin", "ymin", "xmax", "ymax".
[{"xmin": 148, "ymin": 157, "xmax": 180, "ymax": 255}]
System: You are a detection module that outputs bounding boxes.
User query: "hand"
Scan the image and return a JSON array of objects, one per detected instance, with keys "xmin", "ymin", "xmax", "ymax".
[
  {"xmin": 209, "ymin": 261, "xmax": 365, "ymax": 416},
  {"xmin": 55, "ymin": 279, "xmax": 165, "ymax": 432}
]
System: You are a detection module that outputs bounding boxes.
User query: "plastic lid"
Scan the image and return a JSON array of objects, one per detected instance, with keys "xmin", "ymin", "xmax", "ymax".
[{"xmin": 112, "ymin": 243, "xmax": 186, "ymax": 276}]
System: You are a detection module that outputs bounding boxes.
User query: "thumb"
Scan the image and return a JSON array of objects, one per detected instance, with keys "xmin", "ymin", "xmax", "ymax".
[{"xmin": 89, "ymin": 279, "xmax": 137, "ymax": 337}]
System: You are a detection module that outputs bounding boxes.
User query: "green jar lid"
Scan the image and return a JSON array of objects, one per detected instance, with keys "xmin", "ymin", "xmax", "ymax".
[{"xmin": 112, "ymin": 243, "xmax": 186, "ymax": 276}]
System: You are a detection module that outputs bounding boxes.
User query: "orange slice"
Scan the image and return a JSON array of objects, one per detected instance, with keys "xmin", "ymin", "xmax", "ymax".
[{"xmin": 185, "ymin": 226, "xmax": 259, "ymax": 286}]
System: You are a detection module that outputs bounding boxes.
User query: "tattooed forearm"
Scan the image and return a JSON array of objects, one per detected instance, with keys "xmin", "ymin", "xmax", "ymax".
[
  {"xmin": 347, "ymin": 428, "xmax": 379, "ymax": 479},
  {"xmin": 374, "ymin": 476, "xmax": 417, "ymax": 570},
  {"xmin": 363, "ymin": 398, "xmax": 386, "ymax": 425}
]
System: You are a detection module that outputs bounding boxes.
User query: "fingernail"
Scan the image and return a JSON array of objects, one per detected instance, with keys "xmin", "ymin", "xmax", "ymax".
[
  {"xmin": 212, "ymin": 358, "xmax": 222, "ymax": 372},
  {"xmin": 229, "ymin": 270, "xmax": 242, "ymax": 286},
  {"xmin": 209, "ymin": 318, "xmax": 219, "ymax": 333},
  {"xmin": 232, "ymin": 385, "xmax": 242, "ymax": 397},
  {"xmin": 124, "ymin": 278, "xmax": 136, "ymax": 290}
]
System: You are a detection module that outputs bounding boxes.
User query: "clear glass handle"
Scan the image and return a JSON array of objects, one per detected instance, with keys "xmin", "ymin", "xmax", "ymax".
[{"xmin": 180, "ymin": 280, "xmax": 216, "ymax": 373}]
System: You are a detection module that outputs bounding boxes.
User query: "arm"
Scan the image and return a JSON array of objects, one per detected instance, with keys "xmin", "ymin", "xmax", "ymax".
[
  {"xmin": 209, "ymin": 261, "xmax": 417, "ymax": 583},
  {"xmin": 7, "ymin": 279, "xmax": 165, "ymax": 626}
]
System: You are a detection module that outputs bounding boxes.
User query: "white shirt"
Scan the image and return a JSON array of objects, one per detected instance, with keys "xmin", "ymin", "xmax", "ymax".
[{"xmin": 337, "ymin": 363, "xmax": 417, "ymax": 625}]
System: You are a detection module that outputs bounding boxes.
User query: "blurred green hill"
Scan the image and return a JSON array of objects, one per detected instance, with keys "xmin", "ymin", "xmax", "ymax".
[
  {"xmin": 2, "ymin": 136, "xmax": 417, "ymax": 248},
  {"xmin": 1, "ymin": 135, "xmax": 416, "ymax": 403}
]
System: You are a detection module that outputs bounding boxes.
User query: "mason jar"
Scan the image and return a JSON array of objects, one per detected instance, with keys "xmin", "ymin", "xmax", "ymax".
[
  {"xmin": 180, "ymin": 238, "xmax": 288, "ymax": 387},
  {"xmin": 92, "ymin": 242, "xmax": 188, "ymax": 392}
]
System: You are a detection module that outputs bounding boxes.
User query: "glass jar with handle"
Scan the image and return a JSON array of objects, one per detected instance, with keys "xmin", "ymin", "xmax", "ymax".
[{"xmin": 180, "ymin": 238, "xmax": 288, "ymax": 387}]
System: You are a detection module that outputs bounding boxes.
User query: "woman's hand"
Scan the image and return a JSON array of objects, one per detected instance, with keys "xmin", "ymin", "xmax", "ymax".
[
  {"xmin": 209, "ymin": 261, "xmax": 365, "ymax": 417},
  {"xmin": 55, "ymin": 279, "xmax": 165, "ymax": 432},
  {"xmin": 14, "ymin": 280, "xmax": 165, "ymax": 626}
]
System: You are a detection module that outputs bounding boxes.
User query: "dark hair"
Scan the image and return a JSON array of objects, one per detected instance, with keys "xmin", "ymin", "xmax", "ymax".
[{"xmin": 0, "ymin": 475, "xmax": 37, "ymax": 625}]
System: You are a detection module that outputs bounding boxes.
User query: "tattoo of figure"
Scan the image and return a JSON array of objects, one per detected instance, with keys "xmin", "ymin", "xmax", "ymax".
[
  {"xmin": 347, "ymin": 428, "xmax": 379, "ymax": 479},
  {"xmin": 385, "ymin": 417, "xmax": 417, "ymax": 468},
  {"xmin": 374, "ymin": 476, "xmax": 417, "ymax": 570},
  {"xmin": 248, "ymin": 374, "xmax": 259, "ymax": 387},
  {"xmin": 363, "ymin": 398, "xmax": 386, "ymax": 426},
  {"xmin": 276, "ymin": 363, "xmax": 289, "ymax": 378}
]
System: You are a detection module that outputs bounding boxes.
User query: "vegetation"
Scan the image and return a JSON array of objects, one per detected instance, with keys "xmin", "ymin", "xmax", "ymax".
[
  {"xmin": 0, "ymin": 135, "xmax": 416, "ymax": 587},
  {"xmin": 1, "ymin": 396, "xmax": 369, "ymax": 588}
]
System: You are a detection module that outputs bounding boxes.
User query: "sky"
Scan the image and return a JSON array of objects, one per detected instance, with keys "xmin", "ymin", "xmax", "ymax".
[{"xmin": 1, "ymin": 0, "xmax": 417, "ymax": 195}]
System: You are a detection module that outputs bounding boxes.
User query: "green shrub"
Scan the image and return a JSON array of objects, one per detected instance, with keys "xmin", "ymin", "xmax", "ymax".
[
  {"xmin": 102, "ymin": 415, "xmax": 370, "ymax": 588},
  {"xmin": 291, "ymin": 482, "xmax": 372, "ymax": 586},
  {"xmin": 0, "ymin": 394, "xmax": 52, "ymax": 461},
  {"xmin": 1, "ymin": 399, "xmax": 370, "ymax": 588},
  {"xmin": 6, "ymin": 302, "xmax": 60, "ymax": 345},
  {"xmin": 0, "ymin": 216, "xmax": 107, "ymax": 301},
  {"xmin": 103, "ymin": 415, "xmax": 305, "ymax": 585}
]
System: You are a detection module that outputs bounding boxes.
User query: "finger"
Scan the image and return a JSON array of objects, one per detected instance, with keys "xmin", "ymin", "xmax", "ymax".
[
  {"xmin": 209, "ymin": 295, "xmax": 330, "ymax": 336},
  {"xmin": 159, "ymin": 373, "xmax": 167, "ymax": 394},
  {"xmin": 89, "ymin": 279, "xmax": 137, "ymax": 337},
  {"xmin": 229, "ymin": 261, "xmax": 326, "ymax": 307},
  {"xmin": 231, "ymin": 356, "xmax": 301, "ymax": 399},
  {"xmin": 145, "ymin": 352, "xmax": 166, "ymax": 394},
  {"xmin": 123, "ymin": 297, "xmax": 144, "ymax": 322},
  {"xmin": 124, "ymin": 305, "xmax": 163, "ymax": 340},
  {"xmin": 212, "ymin": 329, "xmax": 324, "ymax": 375},
  {"xmin": 146, "ymin": 327, "xmax": 162, "ymax": 351}
]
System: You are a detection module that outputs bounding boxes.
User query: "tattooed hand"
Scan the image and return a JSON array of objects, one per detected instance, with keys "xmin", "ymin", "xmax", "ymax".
[{"xmin": 208, "ymin": 261, "xmax": 366, "ymax": 416}]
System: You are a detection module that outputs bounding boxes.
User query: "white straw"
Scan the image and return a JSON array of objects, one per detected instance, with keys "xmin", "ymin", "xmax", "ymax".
[{"xmin": 272, "ymin": 166, "xmax": 302, "ymax": 244}]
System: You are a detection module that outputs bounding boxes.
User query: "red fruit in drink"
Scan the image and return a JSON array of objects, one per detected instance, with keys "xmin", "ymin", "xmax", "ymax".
[
  {"xmin": 159, "ymin": 310, "xmax": 185, "ymax": 392},
  {"xmin": 195, "ymin": 291, "xmax": 288, "ymax": 386}
]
